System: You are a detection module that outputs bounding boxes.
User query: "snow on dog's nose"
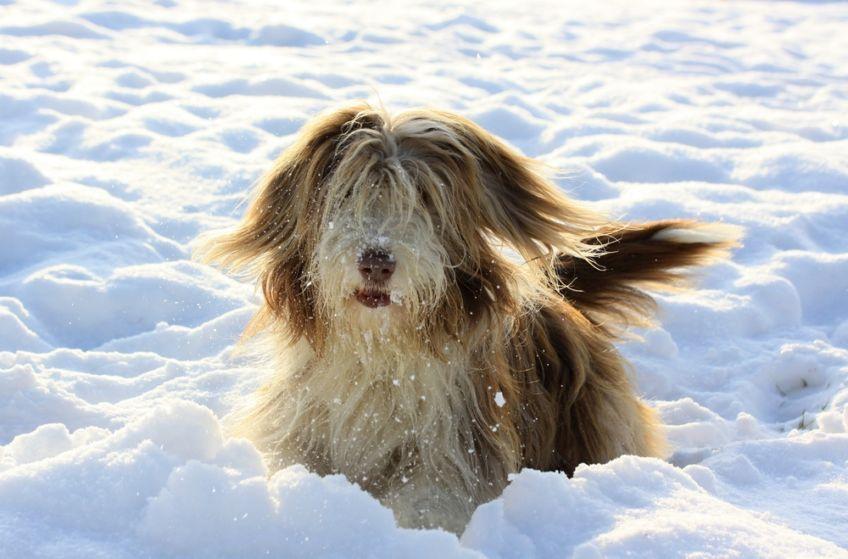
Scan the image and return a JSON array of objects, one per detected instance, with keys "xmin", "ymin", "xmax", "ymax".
[{"xmin": 357, "ymin": 248, "xmax": 395, "ymax": 283}]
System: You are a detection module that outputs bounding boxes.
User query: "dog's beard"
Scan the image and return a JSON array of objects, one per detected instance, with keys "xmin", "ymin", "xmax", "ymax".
[{"xmin": 311, "ymin": 211, "xmax": 449, "ymax": 353}]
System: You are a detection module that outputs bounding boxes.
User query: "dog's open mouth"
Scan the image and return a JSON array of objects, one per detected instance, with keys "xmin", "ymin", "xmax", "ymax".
[{"xmin": 354, "ymin": 288, "xmax": 392, "ymax": 308}]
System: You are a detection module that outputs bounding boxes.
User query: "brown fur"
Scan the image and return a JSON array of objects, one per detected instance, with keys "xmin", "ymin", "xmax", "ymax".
[
  {"xmin": 196, "ymin": 103, "xmax": 740, "ymax": 532},
  {"xmin": 556, "ymin": 221, "xmax": 738, "ymax": 335}
]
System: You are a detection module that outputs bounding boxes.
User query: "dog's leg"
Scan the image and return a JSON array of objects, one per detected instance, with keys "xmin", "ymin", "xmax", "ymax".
[
  {"xmin": 381, "ymin": 473, "xmax": 476, "ymax": 534},
  {"xmin": 514, "ymin": 300, "xmax": 668, "ymax": 476}
]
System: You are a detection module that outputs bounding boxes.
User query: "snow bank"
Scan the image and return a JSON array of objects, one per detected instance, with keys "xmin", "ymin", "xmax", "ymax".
[
  {"xmin": 3, "ymin": 401, "xmax": 844, "ymax": 558},
  {"xmin": 463, "ymin": 459, "xmax": 846, "ymax": 559},
  {"xmin": 1, "ymin": 401, "xmax": 480, "ymax": 558},
  {"xmin": 1, "ymin": 0, "xmax": 847, "ymax": 557}
]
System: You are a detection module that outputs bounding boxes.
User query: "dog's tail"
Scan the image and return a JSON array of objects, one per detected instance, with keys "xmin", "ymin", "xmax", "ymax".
[{"xmin": 555, "ymin": 220, "xmax": 742, "ymax": 334}]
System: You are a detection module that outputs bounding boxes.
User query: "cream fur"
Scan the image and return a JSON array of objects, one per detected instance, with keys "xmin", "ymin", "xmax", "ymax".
[{"xmin": 239, "ymin": 324, "xmax": 521, "ymax": 533}]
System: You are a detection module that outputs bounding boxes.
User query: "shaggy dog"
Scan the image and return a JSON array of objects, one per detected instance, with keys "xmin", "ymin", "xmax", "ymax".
[{"xmin": 198, "ymin": 103, "xmax": 739, "ymax": 534}]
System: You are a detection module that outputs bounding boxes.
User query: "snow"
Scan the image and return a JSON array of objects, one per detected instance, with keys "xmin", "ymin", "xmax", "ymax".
[{"xmin": 1, "ymin": 0, "xmax": 847, "ymax": 557}]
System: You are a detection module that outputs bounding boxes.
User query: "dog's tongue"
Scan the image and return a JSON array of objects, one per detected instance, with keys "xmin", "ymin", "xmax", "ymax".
[{"xmin": 355, "ymin": 290, "xmax": 391, "ymax": 308}]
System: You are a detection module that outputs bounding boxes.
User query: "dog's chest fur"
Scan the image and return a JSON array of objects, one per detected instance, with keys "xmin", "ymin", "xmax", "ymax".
[{"xmin": 248, "ymin": 334, "xmax": 512, "ymax": 528}]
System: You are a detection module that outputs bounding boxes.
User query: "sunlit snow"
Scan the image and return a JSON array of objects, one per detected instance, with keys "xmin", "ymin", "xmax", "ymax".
[{"xmin": 1, "ymin": 1, "xmax": 847, "ymax": 557}]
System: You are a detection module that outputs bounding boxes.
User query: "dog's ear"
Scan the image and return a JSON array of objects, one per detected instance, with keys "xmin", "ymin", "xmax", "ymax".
[
  {"xmin": 441, "ymin": 113, "xmax": 604, "ymax": 265},
  {"xmin": 195, "ymin": 103, "xmax": 376, "ymax": 344}
]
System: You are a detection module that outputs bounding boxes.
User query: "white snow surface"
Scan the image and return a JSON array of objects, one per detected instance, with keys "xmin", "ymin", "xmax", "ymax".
[{"xmin": 1, "ymin": 0, "xmax": 848, "ymax": 557}]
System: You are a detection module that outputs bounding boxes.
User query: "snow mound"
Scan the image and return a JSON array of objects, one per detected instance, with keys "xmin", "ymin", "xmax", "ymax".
[{"xmin": 463, "ymin": 459, "xmax": 846, "ymax": 559}]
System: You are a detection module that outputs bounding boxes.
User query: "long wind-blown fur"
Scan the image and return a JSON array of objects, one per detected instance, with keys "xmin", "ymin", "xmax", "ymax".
[{"xmin": 196, "ymin": 103, "xmax": 741, "ymax": 534}]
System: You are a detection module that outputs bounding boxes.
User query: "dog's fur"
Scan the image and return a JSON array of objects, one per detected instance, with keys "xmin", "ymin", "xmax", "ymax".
[{"xmin": 197, "ymin": 104, "xmax": 740, "ymax": 533}]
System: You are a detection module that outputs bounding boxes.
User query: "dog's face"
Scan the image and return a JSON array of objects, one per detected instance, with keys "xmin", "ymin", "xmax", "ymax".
[
  {"xmin": 201, "ymin": 105, "xmax": 602, "ymax": 353},
  {"xmin": 312, "ymin": 182, "xmax": 448, "ymax": 326}
]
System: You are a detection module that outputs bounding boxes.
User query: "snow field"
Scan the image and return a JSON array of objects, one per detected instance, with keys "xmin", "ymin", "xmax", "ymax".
[{"xmin": 1, "ymin": 0, "xmax": 847, "ymax": 557}]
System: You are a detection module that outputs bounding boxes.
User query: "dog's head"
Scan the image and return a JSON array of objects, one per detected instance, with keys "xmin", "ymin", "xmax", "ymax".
[{"xmin": 199, "ymin": 104, "xmax": 601, "ymax": 353}]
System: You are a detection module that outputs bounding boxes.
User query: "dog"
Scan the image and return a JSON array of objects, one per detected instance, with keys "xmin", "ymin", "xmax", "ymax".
[{"xmin": 197, "ymin": 103, "xmax": 740, "ymax": 534}]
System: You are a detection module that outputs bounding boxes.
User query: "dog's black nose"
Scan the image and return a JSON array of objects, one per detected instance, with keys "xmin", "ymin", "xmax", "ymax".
[{"xmin": 358, "ymin": 248, "xmax": 395, "ymax": 282}]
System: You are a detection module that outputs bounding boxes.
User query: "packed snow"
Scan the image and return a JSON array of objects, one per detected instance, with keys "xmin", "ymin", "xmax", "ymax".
[{"xmin": 1, "ymin": 0, "xmax": 847, "ymax": 557}]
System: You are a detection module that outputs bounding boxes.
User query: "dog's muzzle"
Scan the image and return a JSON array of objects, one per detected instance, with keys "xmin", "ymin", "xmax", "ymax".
[{"xmin": 354, "ymin": 247, "xmax": 394, "ymax": 308}]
